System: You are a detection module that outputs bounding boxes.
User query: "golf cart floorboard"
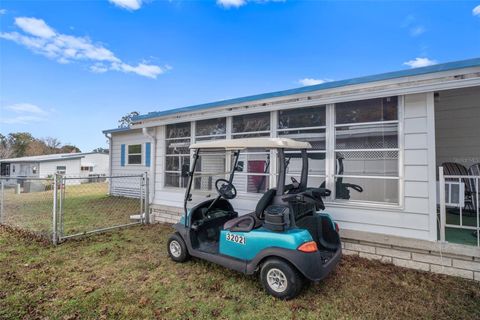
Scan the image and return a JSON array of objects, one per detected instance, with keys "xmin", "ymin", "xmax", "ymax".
[{"xmin": 197, "ymin": 241, "xmax": 219, "ymax": 254}]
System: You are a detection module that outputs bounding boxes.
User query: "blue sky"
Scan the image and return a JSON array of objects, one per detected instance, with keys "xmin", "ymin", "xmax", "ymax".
[{"xmin": 0, "ymin": 0, "xmax": 479, "ymax": 152}]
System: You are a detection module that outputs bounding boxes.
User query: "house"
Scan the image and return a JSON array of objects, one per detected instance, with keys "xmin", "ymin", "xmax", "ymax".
[
  {"xmin": 0, "ymin": 152, "xmax": 109, "ymax": 184},
  {"xmin": 103, "ymin": 57, "xmax": 480, "ymax": 280}
]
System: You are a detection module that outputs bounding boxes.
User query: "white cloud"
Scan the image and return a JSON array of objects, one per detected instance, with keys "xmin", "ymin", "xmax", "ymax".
[
  {"xmin": 403, "ymin": 57, "xmax": 437, "ymax": 68},
  {"xmin": 217, "ymin": 0, "xmax": 246, "ymax": 8},
  {"xmin": 410, "ymin": 26, "xmax": 426, "ymax": 37},
  {"xmin": 1, "ymin": 103, "xmax": 49, "ymax": 124},
  {"xmin": 473, "ymin": 5, "xmax": 480, "ymax": 16},
  {"xmin": 298, "ymin": 78, "xmax": 331, "ymax": 86},
  {"xmin": 0, "ymin": 9, "xmax": 7, "ymax": 15},
  {"xmin": 15, "ymin": 17, "xmax": 56, "ymax": 38},
  {"xmin": 109, "ymin": 0, "xmax": 143, "ymax": 10},
  {"xmin": 217, "ymin": 0, "xmax": 284, "ymax": 8},
  {"xmin": 0, "ymin": 115, "xmax": 46, "ymax": 125},
  {"xmin": 402, "ymin": 14, "xmax": 426, "ymax": 37},
  {"xmin": 6, "ymin": 103, "xmax": 48, "ymax": 115},
  {"xmin": 0, "ymin": 17, "xmax": 167, "ymax": 79}
]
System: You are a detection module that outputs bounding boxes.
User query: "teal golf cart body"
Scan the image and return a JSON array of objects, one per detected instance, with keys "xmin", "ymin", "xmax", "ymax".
[{"xmin": 167, "ymin": 138, "xmax": 347, "ymax": 299}]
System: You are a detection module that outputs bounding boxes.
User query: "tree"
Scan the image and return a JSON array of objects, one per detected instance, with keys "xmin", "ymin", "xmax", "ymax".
[
  {"xmin": 60, "ymin": 145, "xmax": 81, "ymax": 153},
  {"xmin": 118, "ymin": 111, "xmax": 140, "ymax": 128},
  {"xmin": 0, "ymin": 134, "xmax": 13, "ymax": 159},
  {"xmin": 25, "ymin": 140, "xmax": 48, "ymax": 156},
  {"xmin": 42, "ymin": 137, "xmax": 62, "ymax": 153},
  {"xmin": 8, "ymin": 132, "xmax": 35, "ymax": 157},
  {"xmin": 92, "ymin": 147, "xmax": 109, "ymax": 154}
]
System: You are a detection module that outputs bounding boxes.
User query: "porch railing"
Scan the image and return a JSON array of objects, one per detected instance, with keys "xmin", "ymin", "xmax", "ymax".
[{"xmin": 439, "ymin": 167, "xmax": 480, "ymax": 247}]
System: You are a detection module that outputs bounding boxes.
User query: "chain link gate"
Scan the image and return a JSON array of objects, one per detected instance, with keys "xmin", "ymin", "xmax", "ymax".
[{"xmin": 53, "ymin": 173, "xmax": 149, "ymax": 244}]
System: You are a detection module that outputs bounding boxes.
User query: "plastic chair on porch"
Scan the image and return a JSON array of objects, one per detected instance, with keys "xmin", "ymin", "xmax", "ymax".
[{"xmin": 441, "ymin": 162, "xmax": 476, "ymax": 215}]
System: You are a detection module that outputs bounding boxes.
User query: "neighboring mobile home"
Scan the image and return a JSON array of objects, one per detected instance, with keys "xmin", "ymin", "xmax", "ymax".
[
  {"xmin": 0, "ymin": 152, "xmax": 109, "ymax": 184},
  {"xmin": 103, "ymin": 58, "xmax": 480, "ymax": 280}
]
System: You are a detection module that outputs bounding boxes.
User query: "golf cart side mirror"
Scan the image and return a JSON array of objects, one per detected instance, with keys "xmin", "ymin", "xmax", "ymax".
[
  {"xmin": 181, "ymin": 164, "xmax": 190, "ymax": 177},
  {"xmin": 236, "ymin": 161, "xmax": 244, "ymax": 172}
]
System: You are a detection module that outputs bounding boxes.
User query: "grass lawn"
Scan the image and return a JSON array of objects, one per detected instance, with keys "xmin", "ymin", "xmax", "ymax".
[{"xmin": 1, "ymin": 225, "xmax": 479, "ymax": 320}]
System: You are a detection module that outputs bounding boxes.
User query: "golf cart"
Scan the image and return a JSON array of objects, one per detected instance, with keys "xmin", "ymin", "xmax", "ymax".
[{"xmin": 167, "ymin": 138, "xmax": 342, "ymax": 300}]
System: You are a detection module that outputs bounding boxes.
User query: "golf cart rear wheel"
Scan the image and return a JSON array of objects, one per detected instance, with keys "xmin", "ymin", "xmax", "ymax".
[
  {"xmin": 167, "ymin": 233, "xmax": 190, "ymax": 263},
  {"xmin": 260, "ymin": 258, "xmax": 303, "ymax": 300}
]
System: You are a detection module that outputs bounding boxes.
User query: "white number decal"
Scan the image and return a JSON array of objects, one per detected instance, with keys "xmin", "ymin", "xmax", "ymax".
[{"xmin": 226, "ymin": 233, "xmax": 246, "ymax": 245}]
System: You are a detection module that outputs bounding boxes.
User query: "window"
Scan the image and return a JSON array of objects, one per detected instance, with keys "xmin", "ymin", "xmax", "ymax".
[
  {"xmin": 232, "ymin": 112, "xmax": 270, "ymax": 138},
  {"xmin": 195, "ymin": 118, "xmax": 226, "ymax": 141},
  {"xmin": 81, "ymin": 166, "xmax": 93, "ymax": 172},
  {"xmin": 192, "ymin": 118, "xmax": 227, "ymax": 191},
  {"xmin": 127, "ymin": 144, "xmax": 142, "ymax": 165},
  {"xmin": 12, "ymin": 165, "xmax": 15, "ymax": 173},
  {"xmin": 32, "ymin": 166, "xmax": 37, "ymax": 174},
  {"xmin": 278, "ymin": 105, "xmax": 326, "ymax": 188},
  {"xmin": 56, "ymin": 166, "xmax": 66, "ymax": 174},
  {"xmin": 231, "ymin": 112, "xmax": 271, "ymax": 193},
  {"xmin": 334, "ymin": 97, "xmax": 399, "ymax": 204},
  {"xmin": 165, "ymin": 122, "xmax": 191, "ymax": 188}
]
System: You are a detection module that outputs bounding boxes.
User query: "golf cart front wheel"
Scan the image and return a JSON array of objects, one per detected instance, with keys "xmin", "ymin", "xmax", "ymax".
[
  {"xmin": 167, "ymin": 233, "xmax": 190, "ymax": 263},
  {"xmin": 260, "ymin": 258, "xmax": 303, "ymax": 300}
]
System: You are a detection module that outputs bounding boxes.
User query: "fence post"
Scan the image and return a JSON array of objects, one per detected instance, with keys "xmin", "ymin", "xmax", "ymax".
[
  {"xmin": 59, "ymin": 175, "xmax": 65, "ymax": 239},
  {"xmin": 439, "ymin": 166, "xmax": 446, "ymax": 242},
  {"xmin": 52, "ymin": 174, "xmax": 58, "ymax": 245},
  {"xmin": 145, "ymin": 173, "xmax": 150, "ymax": 224},
  {"xmin": 0, "ymin": 179, "xmax": 4, "ymax": 224}
]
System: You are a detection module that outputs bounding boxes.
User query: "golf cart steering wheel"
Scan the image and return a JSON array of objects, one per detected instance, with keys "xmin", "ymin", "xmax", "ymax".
[
  {"xmin": 290, "ymin": 176, "xmax": 300, "ymax": 189},
  {"xmin": 215, "ymin": 179, "xmax": 237, "ymax": 200}
]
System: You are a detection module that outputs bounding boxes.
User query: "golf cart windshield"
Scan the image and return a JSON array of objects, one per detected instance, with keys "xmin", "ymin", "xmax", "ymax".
[{"xmin": 185, "ymin": 149, "xmax": 229, "ymax": 210}]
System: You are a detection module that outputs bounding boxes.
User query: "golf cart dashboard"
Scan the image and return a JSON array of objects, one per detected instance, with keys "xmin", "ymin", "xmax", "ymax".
[{"xmin": 190, "ymin": 199, "xmax": 237, "ymax": 230}]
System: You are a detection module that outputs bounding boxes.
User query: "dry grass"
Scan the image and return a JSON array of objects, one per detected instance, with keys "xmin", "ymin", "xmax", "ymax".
[{"xmin": 0, "ymin": 224, "xmax": 479, "ymax": 320}]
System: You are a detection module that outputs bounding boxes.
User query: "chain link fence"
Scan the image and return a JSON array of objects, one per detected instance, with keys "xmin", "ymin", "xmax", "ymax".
[
  {"xmin": 0, "ymin": 174, "xmax": 149, "ymax": 244},
  {"xmin": 0, "ymin": 177, "xmax": 55, "ymax": 239}
]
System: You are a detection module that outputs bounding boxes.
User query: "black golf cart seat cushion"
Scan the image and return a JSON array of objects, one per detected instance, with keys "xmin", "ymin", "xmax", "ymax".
[
  {"xmin": 223, "ymin": 213, "xmax": 262, "ymax": 232},
  {"xmin": 255, "ymin": 188, "xmax": 277, "ymax": 219},
  {"xmin": 223, "ymin": 188, "xmax": 276, "ymax": 232}
]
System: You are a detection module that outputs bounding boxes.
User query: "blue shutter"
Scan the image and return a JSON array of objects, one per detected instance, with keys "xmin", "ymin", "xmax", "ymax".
[
  {"xmin": 120, "ymin": 144, "xmax": 126, "ymax": 167},
  {"xmin": 145, "ymin": 142, "xmax": 151, "ymax": 167}
]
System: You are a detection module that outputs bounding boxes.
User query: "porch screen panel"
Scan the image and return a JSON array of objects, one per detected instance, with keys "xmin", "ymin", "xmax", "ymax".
[
  {"xmin": 165, "ymin": 122, "xmax": 191, "ymax": 188},
  {"xmin": 193, "ymin": 118, "xmax": 227, "ymax": 191},
  {"xmin": 278, "ymin": 105, "xmax": 326, "ymax": 188},
  {"xmin": 232, "ymin": 112, "xmax": 271, "ymax": 193},
  {"xmin": 334, "ymin": 97, "xmax": 400, "ymax": 204}
]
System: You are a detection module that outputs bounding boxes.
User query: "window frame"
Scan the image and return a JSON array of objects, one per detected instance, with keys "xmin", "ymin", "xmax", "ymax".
[
  {"xmin": 56, "ymin": 165, "xmax": 66, "ymax": 175},
  {"xmin": 277, "ymin": 105, "xmax": 327, "ymax": 186},
  {"xmin": 328, "ymin": 96, "xmax": 403, "ymax": 207},
  {"xmin": 164, "ymin": 123, "xmax": 192, "ymax": 188},
  {"xmin": 127, "ymin": 143, "xmax": 143, "ymax": 165}
]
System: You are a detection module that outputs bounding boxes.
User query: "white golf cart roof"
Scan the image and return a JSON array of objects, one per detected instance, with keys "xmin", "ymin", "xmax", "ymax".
[{"xmin": 190, "ymin": 138, "xmax": 312, "ymax": 150}]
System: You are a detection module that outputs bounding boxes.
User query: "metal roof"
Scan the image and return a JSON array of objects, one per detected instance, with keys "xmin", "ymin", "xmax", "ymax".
[
  {"xmin": 190, "ymin": 138, "xmax": 311, "ymax": 150},
  {"xmin": 0, "ymin": 152, "xmax": 106, "ymax": 163},
  {"xmin": 130, "ymin": 57, "xmax": 480, "ymax": 122},
  {"xmin": 102, "ymin": 127, "xmax": 133, "ymax": 134}
]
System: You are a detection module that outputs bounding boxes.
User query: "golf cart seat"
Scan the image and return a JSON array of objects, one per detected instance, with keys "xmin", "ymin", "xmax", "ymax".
[{"xmin": 223, "ymin": 189, "xmax": 276, "ymax": 232}]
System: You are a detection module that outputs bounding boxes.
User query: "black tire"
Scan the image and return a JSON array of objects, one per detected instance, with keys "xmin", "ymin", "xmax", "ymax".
[
  {"xmin": 260, "ymin": 258, "xmax": 304, "ymax": 300},
  {"xmin": 167, "ymin": 233, "xmax": 190, "ymax": 263}
]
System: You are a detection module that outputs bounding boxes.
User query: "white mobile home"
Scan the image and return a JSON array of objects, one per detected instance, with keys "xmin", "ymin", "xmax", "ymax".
[
  {"xmin": 0, "ymin": 152, "xmax": 109, "ymax": 184},
  {"xmin": 103, "ymin": 58, "xmax": 480, "ymax": 280}
]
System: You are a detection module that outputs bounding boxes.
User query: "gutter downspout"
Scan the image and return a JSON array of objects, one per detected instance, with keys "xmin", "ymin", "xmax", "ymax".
[
  {"xmin": 142, "ymin": 127, "xmax": 157, "ymax": 205},
  {"xmin": 104, "ymin": 132, "xmax": 113, "ymax": 194}
]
